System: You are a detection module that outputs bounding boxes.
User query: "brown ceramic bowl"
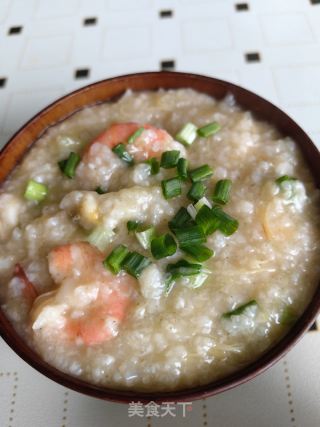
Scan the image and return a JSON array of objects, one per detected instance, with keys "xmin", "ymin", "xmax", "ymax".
[{"xmin": 0, "ymin": 72, "xmax": 319, "ymax": 403}]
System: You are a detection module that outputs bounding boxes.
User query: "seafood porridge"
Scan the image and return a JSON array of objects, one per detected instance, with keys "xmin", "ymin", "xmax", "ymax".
[{"xmin": 0, "ymin": 89, "xmax": 319, "ymax": 391}]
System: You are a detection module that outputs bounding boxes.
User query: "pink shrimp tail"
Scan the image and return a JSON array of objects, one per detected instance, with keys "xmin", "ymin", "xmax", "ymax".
[{"xmin": 14, "ymin": 263, "xmax": 38, "ymax": 301}]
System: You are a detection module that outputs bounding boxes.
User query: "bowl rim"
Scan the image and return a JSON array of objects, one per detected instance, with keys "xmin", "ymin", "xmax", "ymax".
[{"xmin": 0, "ymin": 71, "xmax": 319, "ymax": 404}]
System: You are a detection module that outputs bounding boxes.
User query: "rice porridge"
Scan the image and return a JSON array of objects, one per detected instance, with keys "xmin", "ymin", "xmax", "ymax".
[{"xmin": 0, "ymin": 89, "xmax": 319, "ymax": 391}]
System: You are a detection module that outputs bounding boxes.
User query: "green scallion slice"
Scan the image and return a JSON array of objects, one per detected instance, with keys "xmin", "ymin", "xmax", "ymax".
[
  {"xmin": 164, "ymin": 273, "xmax": 175, "ymax": 296},
  {"xmin": 145, "ymin": 157, "xmax": 160, "ymax": 175},
  {"xmin": 122, "ymin": 251, "xmax": 151, "ymax": 278},
  {"xmin": 166, "ymin": 259, "xmax": 202, "ymax": 277},
  {"xmin": 87, "ymin": 225, "xmax": 114, "ymax": 252},
  {"xmin": 127, "ymin": 127, "xmax": 144, "ymax": 144},
  {"xmin": 95, "ymin": 186, "xmax": 106, "ymax": 194},
  {"xmin": 276, "ymin": 175, "xmax": 298, "ymax": 200},
  {"xmin": 187, "ymin": 204, "xmax": 197, "ymax": 219},
  {"xmin": 135, "ymin": 227, "xmax": 155, "ymax": 250},
  {"xmin": 58, "ymin": 152, "xmax": 81, "ymax": 178},
  {"xmin": 181, "ymin": 244, "xmax": 214, "ymax": 262},
  {"xmin": 24, "ymin": 179, "xmax": 48, "ymax": 202},
  {"xmin": 187, "ymin": 181, "xmax": 206, "ymax": 201},
  {"xmin": 275, "ymin": 175, "xmax": 297, "ymax": 186},
  {"xmin": 212, "ymin": 207, "xmax": 239, "ymax": 236},
  {"xmin": 58, "ymin": 159, "xmax": 67, "ymax": 172},
  {"xmin": 151, "ymin": 233, "xmax": 177, "ymax": 259},
  {"xmin": 103, "ymin": 244, "xmax": 129, "ymax": 274},
  {"xmin": 175, "ymin": 123, "xmax": 198, "ymax": 146},
  {"xmin": 197, "ymin": 122, "xmax": 221, "ymax": 138},
  {"xmin": 168, "ymin": 207, "xmax": 195, "ymax": 231},
  {"xmin": 180, "ymin": 272, "xmax": 208, "ymax": 289},
  {"xmin": 112, "ymin": 143, "xmax": 134, "ymax": 165},
  {"xmin": 195, "ymin": 205, "xmax": 220, "ymax": 236},
  {"xmin": 177, "ymin": 158, "xmax": 188, "ymax": 180},
  {"xmin": 212, "ymin": 179, "xmax": 232, "ymax": 205},
  {"xmin": 189, "ymin": 164, "xmax": 213, "ymax": 182},
  {"xmin": 171, "ymin": 224, "xmax": 206, "ymax": 246},
  {"xmin": 161, "ymin": 177, "xmax": 182, "ymax": 199},
  {"xmin": 160, "ymin": 150, "xmax": 180, "ymax": 169},
  {"xmin": 127, "ymin": 220, "xmax": 141, "ymax": 233},
  {"xmin": 222, "ymin": 300, "xmax": 258, "ymax": 318},
  {"xmin": 194, "ymin": 196, "xmax": 212, "ymax": 212}
]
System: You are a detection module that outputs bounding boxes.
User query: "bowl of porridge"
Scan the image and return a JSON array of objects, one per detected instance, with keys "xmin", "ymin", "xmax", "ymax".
[{"xmin": 0, "ymin": 72, "xmax": 319, "ymax": 403}]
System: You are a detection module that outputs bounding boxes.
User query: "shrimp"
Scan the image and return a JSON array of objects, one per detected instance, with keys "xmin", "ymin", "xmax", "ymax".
[
  {"xmin": 13, "ymin": 263, "xmax": 38, "ymax": 302},
  {"xmin": 2, "ymin": 264, "xmax": 38, "ymax": 324},
  {"xmin": 83, "ymin": 122, "xmax": 185, "ymax": 162},
  {"xmin": 77, "ymin": 123, "xmax": 186, "ymax": 190},
  {"xmin": 0, "ymin": 193, "xmax": 25, "ymax": 241},
  {"xmin": 30, "ymin": 242, "xmax": 137, "ymax": 346}
]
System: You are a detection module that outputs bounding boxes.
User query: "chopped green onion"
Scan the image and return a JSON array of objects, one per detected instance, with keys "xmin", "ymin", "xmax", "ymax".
[
  {"xmin": 171, "ymin": 224, "xmax": 206, "ymax": 246},
  {"xmin": 175, "ymin": 123, "xmax": 198, "ymax": 146},
  {"xmin": 135, "ymin": 227, "xmax": 155, "ymax": 250},
  {"xmin": 276, "ymin": 176, "xmax": 299, "ymax": 201},
  {"xmin": 197, "ymin": 122, "xmax": 221, "ymax": 138},
  {"xmin": 161, "ymin": 177, "xmax": 182, "ymax": 199},
  {"xmin": 164, "ymin": 273, "xmax": 175, "ymax": 296},
  {"xmin": 275, "ymin": 175, "xmax": 297, "ymax": 185},
  {"xmin": 194, "ymin": 196, "xmax": 212, "ymax": 212},
  {"xmin": 189, "ymin": 164, "xmax": 213, "ymax": 182},
  {"xmin": 181, "ymin": 244, "xmax": 214, "ymax": 262},
  {"xmin": 127, "ymin": 220, "xmax": 142, "ymax": 233},
  {"xmin": 180, "ymin": 272, "xmax": 208, "ymax": 289},
  {"xmin": 87, "ymin": 225, "xmax": 114, "ymax": 251},
  {"xmin": 166, "ymin": 259, "xmax": 202, "ymax": 277},
  {"xmin": 58, "ymin": 159, "xmax": 67, "ymax": 172},
  {"xmin": 195, "ymin": 205, "xmax": 220, "ymax": 235},
  {"xmin": 222, "ymin": 300, "xmax": 258, "ymax": 318},
  {"xmin": 95, "ymin": 186, "xmax": 106, "ymax": 194},
  {"xmin": 127, "ymin": 127, "xmax": 144, "ymax": 144},
  {"xmin": 112, "ymin": 143, "xmax": 134, "ymax": 165},
  {"xmin": 280, "ymin": 306, "xmax": 297, "ymax": 326},
  {"xmin": 187, "ymin": 204, "xmax": 197, "ymax": 219},
  {"xmin": 187, "ymin": 182, "xmax": 206, "ymax": 201},
  {"xmin": 212, "ymin": 207, "xmax": 239, "ymax": 236},
  {"xmin": 151, "ymin": 233, "xmax": 177, "ymax": 259},
  {"xmin": 145, "ymin": 157, "xmax": 160, "ymax": 175},
  {"xmin": 122, "ymin": 251, "xmax": 151, "ymax": 278},
  {"xmin": 160, "ymin": 150, "xmax": 180, "ymax": 169},
  {"xmin": 168, "ymin": 207, "xmax": 194, "ymax": 231},
  {"xmin": 177, "ymin": 158, "xmax": 188, "ymax": 180},
  {"xmin": 212, "ymin": 179, "xmax": 232, "ymax": 205},
  {"xmin": 24, "ymin": 179, "xmax": 48, "ymax": 202},
  {"xmin": 103, "ymin": 244, "xmax": 129, "ymax": 274},
  {"xmin": 58, "ymin": 152, "xmax": 81, "ymax": 178}
]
